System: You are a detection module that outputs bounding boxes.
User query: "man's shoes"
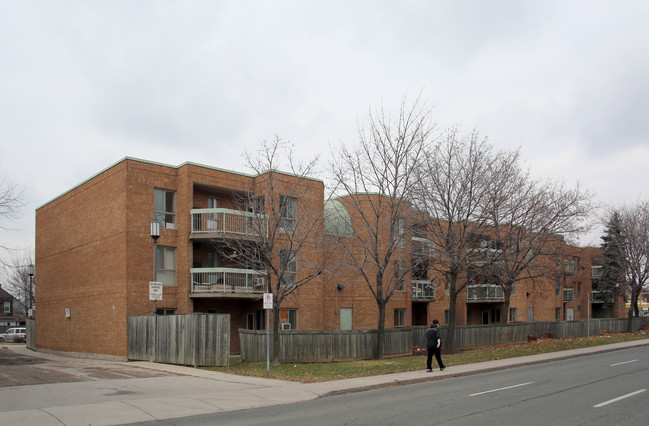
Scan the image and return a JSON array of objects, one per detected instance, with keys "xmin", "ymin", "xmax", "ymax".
[
  {"xmin": 440, "ymin": 367, "xmax": 446, "ymax": 371},
  {"xmin": 426, "ymin": 369, "xmax": 432, "ymax": 372}
]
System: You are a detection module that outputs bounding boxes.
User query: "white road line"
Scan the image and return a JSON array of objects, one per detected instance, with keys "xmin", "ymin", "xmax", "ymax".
[
  {"xmin": 594, "ymin": 389, "xmax": 647, "ymax": 408},
  {"xmin": 610, "ymin": 359, "xmax": 638, "ymax": 367},
  {"xmin": 469, "ymin": 382, "xmax": 534, "ymax": 397}
]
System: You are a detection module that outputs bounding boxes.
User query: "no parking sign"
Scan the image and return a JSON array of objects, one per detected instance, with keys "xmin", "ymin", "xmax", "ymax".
[{"xmin": 263, "ymin": 293, "xmax": 273, "ymax": 309}]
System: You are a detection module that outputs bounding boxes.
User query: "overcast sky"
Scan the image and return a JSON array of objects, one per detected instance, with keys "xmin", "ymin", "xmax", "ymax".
[{"xmin": 1, "ymin": 0, "xmax": 648, "ymax": 262}]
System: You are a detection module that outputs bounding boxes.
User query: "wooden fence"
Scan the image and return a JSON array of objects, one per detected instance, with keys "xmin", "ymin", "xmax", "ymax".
[
  {"xmin": 241, "ymin": 318, "xmax": 647, "ymax": 363},
  {"xmin": 127, "ymin": 313, "xmax": 230, "ymax": 366},
  {"xmin": 240, "ymin": 328, "xmax": 413, "ymax": 362}
]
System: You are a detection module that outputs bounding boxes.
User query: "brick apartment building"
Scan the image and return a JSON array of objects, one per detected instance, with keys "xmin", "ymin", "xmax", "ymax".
[{"xmin": 35, "ymin": 158, "xmax": 623, "ymax": 359}]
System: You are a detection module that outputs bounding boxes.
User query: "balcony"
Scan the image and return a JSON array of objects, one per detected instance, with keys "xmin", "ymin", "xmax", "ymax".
[
  {"xmin": 590, "ymin": 291, "xmax": 607, "ymax": 303},
  {"xmin": 591, "ymin": 265, "xmax": 603, "ymax": 279},
  {"xmin": 466, "ymin": 284, "xmax": 504, "ymax": 302},
  {"xmin": 563, "ymin": 288, "xmax": 575, "ymax": 302},
  {"xmin": 190, "ymin": 267, "xmax": 266, "ymax": 296},
  {"xmin": 190, "ymin": 208, "xmax": 268, "ymax": 239},
  {"xmin": 467, "ymin": 248, "xmax": 502, "ymax": 265},
  {"xmin": 412, "ymin": 280, "xmax": 435, "ymax": 301}
]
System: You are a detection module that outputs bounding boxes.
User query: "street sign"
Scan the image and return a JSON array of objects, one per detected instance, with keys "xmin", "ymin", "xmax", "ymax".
[
  {"xmin": 149, "ymin": 282, "xmax": 163, "ymax": 301},
  {"xmin": 263, "ymin": 292, "xmax": 273, "ymax": 309}
]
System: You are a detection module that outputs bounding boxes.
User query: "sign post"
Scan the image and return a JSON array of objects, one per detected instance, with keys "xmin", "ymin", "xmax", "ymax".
[
  {"xmin": 263, "ymin": 292, "xmax": 273, "ymax": 378},
  {"xmin": 149, "ymin": 282, "xmax": 163, "ymax": 314}
]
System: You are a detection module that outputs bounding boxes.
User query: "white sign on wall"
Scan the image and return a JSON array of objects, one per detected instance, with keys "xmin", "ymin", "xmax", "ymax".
[
  {"xmin": 149, "ymin": 282, "xmax": 163, "ymax": 301},
  {"xmin": 263, "ymin": 293, "xmax": 273, "ymax": 310}
]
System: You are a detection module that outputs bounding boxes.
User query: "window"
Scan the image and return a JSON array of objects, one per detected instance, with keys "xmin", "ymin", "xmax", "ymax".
[
  {"xmin": 394, "ymin": 308, "xmax": 406, "ymax": 327},
  {"xmin": 3, "ymin": 301, "xmax": 10, "ymax": 314},
  {"xmin": 280, "ymin": 308, "xmax": 297, "ymax": 329},
  {"xmin": 280, "ymin": 250, "xmax": 297, "ymax": 287},
  {"xmin": 394, "ymin": 260, "xmax": 406, "ymax": 291},
  {"xmin": 155, "ymin": 246, "xmax": 176, "ymax": 285},
  {"xmin": 577, "ymin": 282, "xmax": 582, "ymax": 298},
  {"xmin": 510, "ymin": 308, "xmax": 517, "ymax": 323},
  {"xmin": 466, "ymin": 310, "xmax": 471, "ymax": 325},
  {"xmin": 208, "ymin": 252, "xmax": 221, "ymax": 268},
  {"xmin": 156, "ymin": 309, "xmax": 176, "ymax": 315},
  {"xmin": 555, "ymin": 307, "xmax": 561, "ymax": 320},
  {"xmin": 491, "ymin": 309, "xmax": 500, "ymax": 323},
  {"xmin": 154, "ymin": 188, "xmax": 176, "ymax": 229},
  {"xmin": 444, "ymin": 309, "xmax": 449, "ymax": 324},
  {"xmin": 279, "ymin": 195, "xmax": 296, "ymax": 233},
  {"xmin": 392, "ymin": 217, "xmax": 405, "ymax": 247},
  {"xmin": 511, "ymin": 283, "xmax": 516, "ymax": 295},
  {"xmin": 555, "ymin": 276, "xmax": 561, "ymax": 296}
]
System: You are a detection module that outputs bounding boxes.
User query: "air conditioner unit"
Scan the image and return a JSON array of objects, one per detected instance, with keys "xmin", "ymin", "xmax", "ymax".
[
  {"xmin": 255, "ymin": 277, "xmax": 265, "ymax": 288},
  {"xmin": 281, "ymin": 323, "xmax": 292, "ymax": 330}
]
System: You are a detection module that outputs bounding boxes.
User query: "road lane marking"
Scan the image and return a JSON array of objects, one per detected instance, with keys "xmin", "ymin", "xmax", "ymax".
[
  {"xmin": 610, "ymin": 359, "xmax": 638, "ymax": 367},
  {"xmin": 594, "ymin": 389, "xmax": 646, "ymax": 408},
  {"xmin": 469, "ymin": 382, "xmax": 534, "ymax": 397}
]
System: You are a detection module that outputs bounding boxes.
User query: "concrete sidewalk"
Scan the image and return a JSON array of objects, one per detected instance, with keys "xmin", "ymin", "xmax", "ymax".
[{"xmin": 2, "ymin": 339, "xmax": 649, "ymax": 426}]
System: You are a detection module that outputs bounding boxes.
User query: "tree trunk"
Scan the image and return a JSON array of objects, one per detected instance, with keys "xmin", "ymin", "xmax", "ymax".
[
  {"xmin": 272, "ymin": 302, "xmax": 281, "ymax": 366},
  {"xmin": 502, "ymin": 285, "xmax": 512, "ymax": 324},
  {"xmin": 445, "ymin": 273, "xmax": 458, "ymax": 352},
  {"xmin": 375, "ymin": 299, "xmax": 386, "ymax": 359}
]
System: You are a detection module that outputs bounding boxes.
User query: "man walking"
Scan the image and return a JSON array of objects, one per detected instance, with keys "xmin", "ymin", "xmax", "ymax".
[{"xmin": 426, "ymin": 319, "xmax": 446, "ymax": 372}]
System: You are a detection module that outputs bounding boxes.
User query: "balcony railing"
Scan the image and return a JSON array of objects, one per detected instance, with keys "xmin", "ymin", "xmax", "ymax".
[
  {"xmin": 563, "ymin": 288, "xmax": 575, "ymax": 302},
  {"xmin": 412, "ymin": 280, "xmax": 435, "ymax": 301},
  {"xmin": 191, "ymin": 208, "xmax": 268, "ymax": 238},
  {"xmin": 590, "ymin": 290, "xmax": 607, "ymax": 303},
  {"xmin": 591, "ymin": 265, "xmax": 603, "ymax": 279},
  {"xmin": 191, "ymin": 267, "xmax": 266, "ymax": 294},
  {"xmin": 466, "ymin": 284, "xmax": 504, "ymax": 302}
]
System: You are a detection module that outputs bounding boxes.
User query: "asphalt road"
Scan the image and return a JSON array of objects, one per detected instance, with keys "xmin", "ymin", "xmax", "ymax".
[
  {"xmin": 130, "ymin": 345, "xmax": 649, "ymax": 426},
  {"xmin": 0, "ymin": 344, "xmax": 174, "ymax": 388}
]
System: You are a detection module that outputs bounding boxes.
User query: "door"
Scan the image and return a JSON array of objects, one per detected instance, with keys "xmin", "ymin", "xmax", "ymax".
[
  {"xmin": 527, "ymin": 307, "xmax": 534, "ymax": 322},
  {"xmin": 481, "ymin": 311, "xmax": 489, "ymax": 324},
  {"xmin": 566, "ymin": 307, "xmax": 574, "ymax": 320},
  {"xmin": 340, "ymin": 308, "xmax": 352, "ymax": 330}
]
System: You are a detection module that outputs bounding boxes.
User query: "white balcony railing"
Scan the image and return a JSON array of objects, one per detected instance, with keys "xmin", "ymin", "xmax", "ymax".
[
  {"xmin": 412, "ymin": 280, "xmax": 435, "ymax": 301},
  {"xmin": 590, "ymin": 290, "xmax": 606, "ymax": 303},
  {"xmin": 591, "ymin": 265, "xmax": 603, "ymax": 279},
  {"xmin": 191, "ymin": 267, "xmax": 266, "ymax": 294},
  {"xmin": 191, "ymin": 208, "xmax": 268, "ymax": 238},
  {"xmin": 467, "ymin": 284, "xmax": 505, "ymax": 302},
  {"xmin": 563, "ymin": 288, "xmax": 575, "ymax": 302}
]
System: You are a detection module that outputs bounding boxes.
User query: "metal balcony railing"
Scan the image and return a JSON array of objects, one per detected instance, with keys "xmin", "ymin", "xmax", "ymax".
[
  {"xmin": 591, "ymin": 265, "xmax": 603, "ymax": 279},
  {"xmin": 190, "ymin": 208, "xmax": 268, "ymax": 238},
  {"xmin": 466, "ymin": 284, "xmax": 504, "ymax": 302},
  {"xmin": 590, "ymin": 290, "xmax": 607, "ymax": 303},
  {"xmin": 563, "ymin": 288, "xmax": 575, "ymax": 302},
  {"xmin": 190, "ymin": 267, "xmax": 266, "ymax": 294},
  {"xmin": 412, "ymin": 280, "xmax": 435, "ymax": 301}
]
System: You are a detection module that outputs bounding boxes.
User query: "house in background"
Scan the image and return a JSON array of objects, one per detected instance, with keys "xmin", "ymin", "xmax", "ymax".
[
  {"xmin": 34, "ymin": 157, "xmax": 623, "ymax": 360},
  {"xmin": 0, "ymin": 284, "xmax": 25, "ymax": 332}
]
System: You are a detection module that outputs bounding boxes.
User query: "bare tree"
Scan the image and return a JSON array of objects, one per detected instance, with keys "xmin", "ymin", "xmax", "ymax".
[
  {"xmin": 330, "ymin": 97, "xmax": 433, "ymax": 359},
  {"xmin": 612, "ymin": 201, "xmax": 649, "ymax": 327},
  {"xmin": 217, "ymin": 137, "xmax": 331, "ymax": 365},
  {"xmin": 3, "ymin": 252, "xmax": 35, "ymax": 317},
  {"xmin": 480, "ymin": 155, "xmax": 593, "ymax": 323},
  {"xmin": 411, "ymin": 126, "xmax": 498, "ymax": 351},
  {"xmin": 0, "ymin": 177, "xmax": 24, "ymax": 260}
]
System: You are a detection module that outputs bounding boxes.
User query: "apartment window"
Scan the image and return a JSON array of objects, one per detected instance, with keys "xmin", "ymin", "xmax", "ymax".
[
  {"xmin": 4, "ymin": 301, "xmax": 10, "ymax": 314},
  {"xmin": 491, "ymin": 309, "xmax": 501, "ymax": 323},
  {"xmin": 279, "ymin": 195, "xmax": 297, "ymax": 233},
  {"xmin": 511, "ymin": 282, "xmax": 516, "ymax": 295},
  {"xmin": 154, "ymin": 188, "xmax": 176, "ymax": 229},
  {"xmin": 555, "ymin": 307, "xmax": 561, "ymax": 320},
  {"xmin": 392, "ymin": 217, "xmax": 405, "ymax": 248},
  {"xmin": 394, "ymin": 260, "xmax": 406, "ymax": 291},
  {"xmin": 577, "ymin": 282, "xmax": 582, "ymax": 298},
  {"xmin": 156, "ymin": 309, "xmax": 176, "ymax": 315},
  {"xmin": 155, "ymin": 246, "xmax": 176, "ymax": 285},
  {"xmin": 280, "ymin": 250, "xmax": 297, "ymax": 287},
  {"xmin": 208, "ymin": 252, "xmax": 221, "ymax": 268},
  {"xmin": 466, "ymin": 310, "xmax": 471, "ymax": 325},
  {"xmin": 280, "ymin": 308, "xmax": 297, "ymax": 329},
  {"xmin": 555, "ymin": 276, "xmax": 561, "ymax": 296},
  {"xmin": 394, "ymin": 308, "xmax": 406, "ymax": 327},
  {"xmin": 444, "ymin": 309, "xmax": 449, "ymax": 324},
  {"xmin": 510, "ymin": 308, "xmax": 517, "ymax": 323}
]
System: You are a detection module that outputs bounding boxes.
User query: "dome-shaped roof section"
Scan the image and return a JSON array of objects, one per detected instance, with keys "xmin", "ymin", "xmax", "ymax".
[{"xmin": 324, "ymin": 199, "xmax": 353, "ymax": 237}]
